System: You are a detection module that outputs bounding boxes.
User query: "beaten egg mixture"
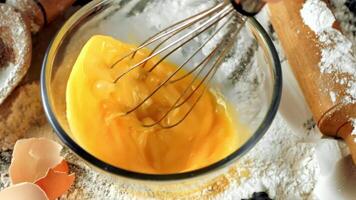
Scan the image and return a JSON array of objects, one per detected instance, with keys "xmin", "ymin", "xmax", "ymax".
[{"xmin": 66, "ymin": 35, "xmax": 249, "ymax": 174}]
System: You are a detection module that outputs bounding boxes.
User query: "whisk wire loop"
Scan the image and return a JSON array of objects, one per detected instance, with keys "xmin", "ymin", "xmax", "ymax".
[
  {"xmin": 109, "ymin": 1, "xmax": 227, "ymax": 69},
  {"xmin": 142, "ymin": 38, "xmax": 224, "ymax": 127},
  {"xmin": 169, "ymin": 18, "xmax": 231, "ymax": 83},
  {"xmin": 110, "ymin": 1, "xmax": 252, "ymax": 128},
  {"xmin": 112, "ymin": 4, "xmax": 234, "ymax": 83},
  {"xmin": 157, "ymin": 21, "xmax": 243, "ymax": 129}
]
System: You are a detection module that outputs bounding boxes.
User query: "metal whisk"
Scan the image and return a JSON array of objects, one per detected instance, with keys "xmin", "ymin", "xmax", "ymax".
[{"xmin": 111, "ymin": 0, "xmax": 266, "ymax": 128}]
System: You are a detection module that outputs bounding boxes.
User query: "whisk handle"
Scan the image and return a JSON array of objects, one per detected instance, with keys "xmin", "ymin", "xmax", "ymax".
[{"xmin": 230, "ymin": 0, "xmax": 266, "ymax": 16}]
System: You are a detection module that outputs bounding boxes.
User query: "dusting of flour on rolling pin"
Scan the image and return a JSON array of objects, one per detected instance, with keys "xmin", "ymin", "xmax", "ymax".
[
  {"xmin": 0, "ymin": 37, "xmax": 15, "ymax": 68},
  {"xmin": 6, "ymin": 0, "xmax": 45, "ymax": 33},
  {"xmin": 268, "ymin": 0, "xmax": 356, "ymax": 163},
  {"xmin": 352, "ymin": 119, "xmax": 356, "ymax": 142},
  {"xmin": 300, "ymin": 0, "xmax": 356, "ymax": 147},
  {"xmin": 7, "ymin": 0, "xmax": 75, "ymax": 33},
  {"xmin": 300, "ymin": 0, "xmax": 335, "ymax": 33},
  {"xmin": 0, "ymin": 4, "xmax": 32, "ymax": 105},
  {"xmin": 300, "ymin": 0, "xmax": 356, "ymax": 104}
]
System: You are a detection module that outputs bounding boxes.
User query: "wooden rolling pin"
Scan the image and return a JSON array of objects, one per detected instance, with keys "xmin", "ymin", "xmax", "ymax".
[
  {"xmin": 6, "ymin": 0, "xmax": 75, "ymax": 33},
  {"xmin": 0, "ymin": 0, "xmax": 75, "ymax": 104},
  {"xmin": 268, "ymin": 1, "xmax": 356, "ymax": 163}
]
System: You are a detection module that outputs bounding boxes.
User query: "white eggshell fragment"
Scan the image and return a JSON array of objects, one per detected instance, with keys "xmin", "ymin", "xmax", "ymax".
[
  {"xmin": 9, "ymin": 138, "xmax": 63, "ymax": 184},
  {"xmin": 0, "ymin": 182, "xmax": 48, "ymax": 200}
]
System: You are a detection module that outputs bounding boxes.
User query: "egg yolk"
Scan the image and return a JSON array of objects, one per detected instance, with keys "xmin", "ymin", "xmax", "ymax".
[{"xmin": 66, "ymin": 35, "xmax": 249, "ymax": 174}]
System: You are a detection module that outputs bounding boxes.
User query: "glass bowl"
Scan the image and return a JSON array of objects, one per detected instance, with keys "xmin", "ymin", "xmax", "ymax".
[{"xmin": 41, "ymin": 0, "xmax": 281, "ymax": 193}]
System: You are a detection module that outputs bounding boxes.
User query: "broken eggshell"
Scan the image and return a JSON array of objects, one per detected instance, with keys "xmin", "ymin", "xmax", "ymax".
[
  {"xmin": 9, "ymin": 138, "xmax": 63, "ymax": 184},
  {"xmin": 52, "ymin": 159, "xmax": 69, "ymax": 173},
  {"xmin": 35, "ymin": 168, "xmax": 75, "ymax": 200},
  {"xmin": 0, "ymin": 182, "xmax": 48, "ymax": 200}
]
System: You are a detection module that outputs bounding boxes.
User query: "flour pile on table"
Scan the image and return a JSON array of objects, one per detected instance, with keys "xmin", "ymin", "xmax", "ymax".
[{"xmin": 213, "ymin": 115, "xmax": 320, "ymax": 199}]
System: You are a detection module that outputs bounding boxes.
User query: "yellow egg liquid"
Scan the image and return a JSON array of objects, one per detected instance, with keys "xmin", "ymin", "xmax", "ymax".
[{"xmin": 66, "ymin": 35, "xmax": 249, "ymax": 174}]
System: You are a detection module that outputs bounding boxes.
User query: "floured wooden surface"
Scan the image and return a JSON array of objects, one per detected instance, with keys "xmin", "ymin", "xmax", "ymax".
[
  {"xmin": 0, "ymin": 14, "xmax": 306, "ymax": 200},
  {"xmin": 0, "ymin": 82, "xmax": 46, "ymax": 150},
  {"xmin": 0, "ymin": 1, "xmax": 355, "ymax": 199},
  {"xmin": 0, "ymin": 4, "xmax": 32, "ymax": 105},
  {"xmin": 0, "ymin": 7, "xmax": 239, "ymax": 199}
]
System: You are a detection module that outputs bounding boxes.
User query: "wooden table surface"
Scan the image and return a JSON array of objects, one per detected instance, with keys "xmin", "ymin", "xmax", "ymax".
[{"xmin": 0, "ymin": 1, "xmax": 355, "ymax": 199}]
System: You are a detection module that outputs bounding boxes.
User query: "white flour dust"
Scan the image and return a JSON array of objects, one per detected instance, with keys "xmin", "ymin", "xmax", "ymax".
[
  {"xmin": 329, "ymin": 91, "xmax": 336, "ymax": 103},
  {"xmin": 300, "ymin": 0, "xmax": 335, "ymax": 33},
  {"xmin": 330, "ymin": 0, "xmax": 356, "ymax": 52},
  {"xmin": 352, "ymin": 118, "xmax": 356, "ymax": 142},
  {"xmin": 0, "ymin": 82, "xmax": 46, "ymax": 150},
  {"xmin": 300, "ymin": 0, "xmax": 356, "ymax": 104},
  {"xmin": 0, "ymin": 5, "xmax": 32, "ymax": 105},
  {"xmin": 216, "ymin": 115, "xmax": 320, "ymax": 200}
]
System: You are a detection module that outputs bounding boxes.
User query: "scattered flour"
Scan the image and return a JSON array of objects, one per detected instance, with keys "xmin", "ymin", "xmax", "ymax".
[
  {"xmin": 216, "ymin": 115, "xmax": 320, "ymax": 200},
  {"xmin": 300, "ymin": 0, "xmax": 335, "ymax": 33},
  {"xmin": 300, "ymin": 0, "xmax": 356, "ymax": 105},
  {"xmin": 0, "ymin": 4, "xmax": 32, "ymax": 105},
  {"xmin": 352, "ymin": 118, "xmax": 356, "ymax": 143},
  {"xmin": 0, "ymin": 82, "xmax": 46, "ymax": 150},
  {"xmin": 329, "ymin": 91, "xmax": 336, "ymax": 103},
  {"xmin": 330, "ymin": 0, "xmax": 356, "ymax": 52}
]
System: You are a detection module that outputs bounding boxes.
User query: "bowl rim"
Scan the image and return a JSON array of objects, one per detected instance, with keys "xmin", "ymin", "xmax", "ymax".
[{"xmin": 41, "ymin": 0, "xmax": 282, "ymax": 181}]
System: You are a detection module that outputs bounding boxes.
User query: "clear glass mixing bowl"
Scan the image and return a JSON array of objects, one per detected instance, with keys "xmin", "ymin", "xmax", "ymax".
[{"xmin": 41, "ymin": 0, "xmax": 281, "ymax": 195}]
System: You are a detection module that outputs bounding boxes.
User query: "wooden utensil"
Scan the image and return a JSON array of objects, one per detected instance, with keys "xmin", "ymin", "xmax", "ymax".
[
  {"xmin": 268, "ymin": 0, "xmax": 356, "ymax": 163},
  {"xmin": 0, "ymin": 4, "xmax": 32, "ymax": 104},
  {"xmin": 7, "ymin": 0, "xmax": 75, "ymax": 33},
  {"xmin": 0, "ymin": 0, "xmax": 75, "ymax": 105}
]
